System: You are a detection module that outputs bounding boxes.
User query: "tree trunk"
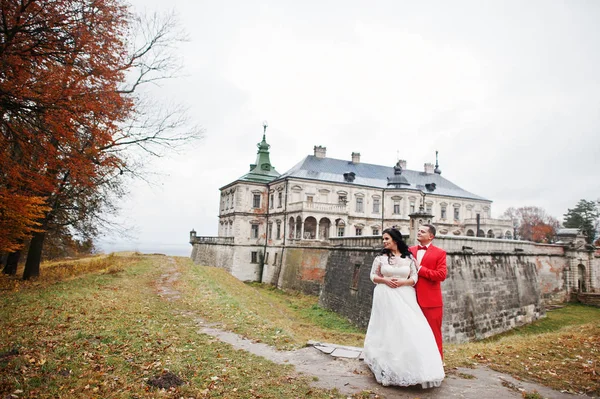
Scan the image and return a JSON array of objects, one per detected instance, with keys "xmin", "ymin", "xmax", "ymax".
[
  {"xmin": 23, "ymin": 231, "xmax": 46, "ymax": 280},
  {"xmin": 2, "ymin": 250, "xmax": 22, "ymax": 275}
]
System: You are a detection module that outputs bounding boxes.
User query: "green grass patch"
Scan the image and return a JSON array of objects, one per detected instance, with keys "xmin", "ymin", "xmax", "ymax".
[
  {"xmin": 246, "ymin": 282, "xmax": 363, "ymax": 334},
  {"xmin": 484, "ymin": 303, "xmax": 600, "ymax": 339},
  {"xmin": 175, "ymin": 259, "xmax": 365, "ymax": 350}
]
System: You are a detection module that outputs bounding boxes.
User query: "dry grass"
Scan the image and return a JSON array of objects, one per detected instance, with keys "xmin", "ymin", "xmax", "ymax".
[
  {"xmin": 0, "ymin": 253, "xmax": 142, "ymax": 292},
  {"xmin": 2, "ymin": 254, "xmax": 599, "ymax": 397},
  {"xmin": 0, "ymin": 254, "xmax": 347, "ymax": 398},
  {"xmin": 445, "ymin": 306, "xmax": 600, "ymax": 396}
]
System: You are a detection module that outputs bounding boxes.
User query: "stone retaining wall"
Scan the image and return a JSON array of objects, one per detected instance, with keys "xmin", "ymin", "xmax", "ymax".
[
  {"xmin": 577, "ymin": 293, "xmax": 600, "ymax": 307},
  {"xmin": 190, "ymin": 234, "xmax": 599, "ymax": 343}
]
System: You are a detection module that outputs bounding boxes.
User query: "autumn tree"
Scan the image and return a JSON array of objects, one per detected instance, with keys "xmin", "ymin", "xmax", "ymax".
[
  {"xmin": 0, "ymin": 1, "xmax": 201, "ymax": 279},
  {"xmin": 0, "ymin": 192, "xmax": 49, "ymax": 275},
  {"xmin": 563, "ymin": 199, "xmax": 599, "ymax": 244},
  {"xmin": 502, "ymin": 206, "xmax": 560, "ymax": 243}
]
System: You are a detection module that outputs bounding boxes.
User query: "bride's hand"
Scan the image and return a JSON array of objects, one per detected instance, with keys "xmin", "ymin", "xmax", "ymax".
[
  {"xmin": 390, "ymin": 278, "xmax": 410, "ymax": 288},
  {"xmin": 385, "ymin": 277, "xmax": 402, "ymax": 288}
]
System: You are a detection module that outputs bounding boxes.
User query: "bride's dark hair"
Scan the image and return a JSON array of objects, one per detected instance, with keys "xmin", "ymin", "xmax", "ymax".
[{"xmin": 381, "ymin": 228, "xmax": 412, "ymax": 261}]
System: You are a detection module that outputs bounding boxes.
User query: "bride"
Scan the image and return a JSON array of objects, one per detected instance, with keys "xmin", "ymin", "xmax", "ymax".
[{"xmin": 363, "ymin": 228, "xmax": 445, "ymax": 388}]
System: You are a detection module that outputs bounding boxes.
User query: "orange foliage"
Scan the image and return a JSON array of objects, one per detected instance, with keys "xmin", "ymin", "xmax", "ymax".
[
  {"xmin": 0, "ymin": 0, "xmax": 134, "ymax": 251},
  {"xmin": 503, "ymin": 206, "xmax": 560, "ymax": 243},
  {"xmin": 0, "ymin": 191, "xmax": 49, "ymax": 252},
  {"xmin": 530, "ymin": 223, "xmax": 556, "ymax": 244}
]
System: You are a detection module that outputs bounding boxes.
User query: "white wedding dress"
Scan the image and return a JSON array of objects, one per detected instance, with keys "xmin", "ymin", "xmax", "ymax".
[{"xmin": 363, "ymin": 254, "xmax": 445, "ymax": 388}]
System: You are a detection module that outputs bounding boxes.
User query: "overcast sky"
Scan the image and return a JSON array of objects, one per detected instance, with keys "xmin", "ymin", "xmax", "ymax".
[{"xmin": 99, "ymin": 0, "xmax": 600, "ymax": 256}]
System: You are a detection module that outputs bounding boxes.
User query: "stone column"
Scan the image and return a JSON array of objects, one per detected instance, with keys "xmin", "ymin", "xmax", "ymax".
[{"xmin": 316, "ymin": 222, "xmax": 321, "ymax": 239}]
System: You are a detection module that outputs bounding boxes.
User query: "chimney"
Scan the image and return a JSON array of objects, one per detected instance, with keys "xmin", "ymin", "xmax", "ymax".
[
  {"xmin": 398, "ymin": 159, "xmax": 407, "ymax": 170},
  {"xmin": 314, "ymin": 145, "xmax": 327, "ymax": 159},
  {"xmin": 424, "ymin": 162, "xmax": 434, "ymax": 174},
  {"xmin": 351, "ymin": 152, "xmax": 360, "ymax": 163}
]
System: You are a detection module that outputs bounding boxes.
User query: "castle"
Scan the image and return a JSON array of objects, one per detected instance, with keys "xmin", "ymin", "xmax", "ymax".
[{"xmin": 191, "ymin": 125, "xmax": 512, "ymax": 281}]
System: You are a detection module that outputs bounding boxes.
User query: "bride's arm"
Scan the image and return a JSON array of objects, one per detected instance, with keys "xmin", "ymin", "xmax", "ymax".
[
  {"xmin": 370, "ymin": 257, "xmax": 384, "ymax": 283},
  {"xmin": 407, "ymin": 258, "xmax": 418, "ymax": 286}
]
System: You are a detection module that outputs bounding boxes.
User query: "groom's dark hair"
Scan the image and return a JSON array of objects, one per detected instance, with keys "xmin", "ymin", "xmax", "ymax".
[{"xmin": 423, "ymin": 224, "xmax": 436, "ymax": 237}]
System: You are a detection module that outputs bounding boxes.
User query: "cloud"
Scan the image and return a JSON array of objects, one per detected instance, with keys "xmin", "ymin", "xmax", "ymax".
[{"xmin": 99, "ymin": 0, "xmax": 600, "ymax": 255}]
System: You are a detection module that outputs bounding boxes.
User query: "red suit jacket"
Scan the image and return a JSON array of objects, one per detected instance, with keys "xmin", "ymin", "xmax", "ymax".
[{"xmin": 409, "ymin": 244, "xmax": 447, "ymax": 308}]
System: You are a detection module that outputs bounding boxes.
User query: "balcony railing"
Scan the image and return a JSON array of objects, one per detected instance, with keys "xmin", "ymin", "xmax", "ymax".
[
  {"xmin": 463, "ymin": 218, "xmax": 513, "ymax": 228},
  {"xmin": 287, "ymin": 201, "xmax": 348, "ymax": 214},
  {"xmin": 190, "ymin": 236, "xmax": 234, "ymax": 245}
]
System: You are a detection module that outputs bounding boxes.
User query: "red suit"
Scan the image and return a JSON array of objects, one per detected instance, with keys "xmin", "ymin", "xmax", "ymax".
[{"xmin": 410, "ymin": 244, "xmax": 447, "ymax": 359}]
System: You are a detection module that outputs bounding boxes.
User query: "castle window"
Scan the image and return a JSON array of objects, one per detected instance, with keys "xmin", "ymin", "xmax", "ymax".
[
  {"xmin": 253, "ymin": 194, "xmax": 261, "ymax": 208},
  {"xmin": 338, "ymin": 195, "xmax": 347, "ymax": 205},
  {"xmin": 441, "ymin": 205, "xmax": 447, "ymax": 219},
  {"xmin": 251, "ymin": 224, "xmax": 259, "ymax": 239},
  {"xmin": 393, "ymin": 201, "xmax": 401, "ymax": 215},
  {"xmin": 273, "ymin": 253, "xmax": 278, "ymax": 265},
  {"xmin": 251, "ymin": 251, "xmax": 258, "ymax": 263},
  {"xmin": 306, "ymin": 195, "xmax": 314, "ymax": 203},
  {"xmin": 264, "ymin": 252, "xmax": 269, "ymax": 264},
  {"xmin": 454, "ymin": 207, "xmax": 460, "ymax": 220},
  {"xmin": 372, "ymin": 228, "xmax": 379, "ymax": 236},
  {"xmin": 410, "ymin": 201, "xmax": 415, "ymax": 213},
  {"xmin": 278, "ymin": 192, "xmax": 283, "ymax": 208},
  {"xmin": 270, "ymin": 194, "xmax": 274, "ymax": 209},
  {"xmin": 426, "ymin": 203, "xmax": 433, "ymax": 214},
  {"xmin": 337, "ymin": 226, "xmax": 345, "ymax": 237},
  {"xmin": 356, "ymin": 198, "xmax": 364, "ymax": 213},
  {"xmin": 276, "ymin": 222, "xmax": 281, "ymax": 239},
  {"xmin": 267, "ymin": 223, "xmax": 273, "ymax": 239},
  {"xmin": 373, "ymin": 198, "xmax": 380, "ymax": 213},
  {"xmin": 355, "ymin": 227, "xmax": 363, "ymax": 236}
]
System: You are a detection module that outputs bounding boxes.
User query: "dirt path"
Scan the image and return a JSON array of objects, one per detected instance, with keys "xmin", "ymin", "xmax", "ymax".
[{"xmin": 156, "ymin": 259, "xmax": 581, "ymax": 399}]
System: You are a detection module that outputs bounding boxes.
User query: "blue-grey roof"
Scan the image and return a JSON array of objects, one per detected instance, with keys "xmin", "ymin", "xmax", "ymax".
[{"xmin": 274, "ymin": 155, "xmax": 488, "ymax": 201}]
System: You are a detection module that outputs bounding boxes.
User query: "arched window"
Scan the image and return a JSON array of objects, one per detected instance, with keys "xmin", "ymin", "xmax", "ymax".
[{"xmin": 304, "ymin": 217, "xmax": 317, "ymax": 239}]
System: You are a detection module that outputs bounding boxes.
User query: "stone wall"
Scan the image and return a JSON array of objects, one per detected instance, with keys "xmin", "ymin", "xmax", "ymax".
[
  {"xmin": 190, "ymin": 239, "xmax": 234, "ymax": 273},
  {"xmin": 577, "ymin": 293, "xmax": 600, "ymax": 307},
  {"xmin": 276, "ymin": 246, "xmax": 330, "ymax": 295},
  {"xmin": 441, "ymin": 253, "xmax": 542, "ymax": 342},
  {"xmin": 190, "ymin": 241, "xmax": 263, "ymax": 281},
  {"xmin": 318, "ymin": 247, "xmax": 378, "ymax": 329},
  {"xmin": 190, "ymin": 234, "xmax": 599, "ymax": 343},
  {"xmin": 318, "ymin": 235, "xmax": 597, "ymax": 343}
]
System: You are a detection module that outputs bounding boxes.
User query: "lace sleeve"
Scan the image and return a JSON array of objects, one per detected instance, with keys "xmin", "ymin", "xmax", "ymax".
[
  {"xmin": 409, "ymin": 257, "xmax": 418, "ymax": 285},
  {"xmin": 370, "ymin": 256, "xmax": 383, "ymax": 283}
]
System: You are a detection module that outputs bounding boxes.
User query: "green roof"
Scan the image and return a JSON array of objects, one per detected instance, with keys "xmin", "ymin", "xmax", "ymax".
[{"xmin": 238, "ymin": 133, "xmax": 280, "ymax": 183}]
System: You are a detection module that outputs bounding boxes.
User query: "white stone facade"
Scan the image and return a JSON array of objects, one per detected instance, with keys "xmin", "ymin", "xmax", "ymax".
[{"xmin": 218, "ymin": 176, "xmax": 513, "ymax": 247}]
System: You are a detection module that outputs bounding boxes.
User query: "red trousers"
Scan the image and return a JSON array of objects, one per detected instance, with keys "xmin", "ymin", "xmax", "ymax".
[{"xmin": 421, "ymin": 306, "xmax": 444, "ymax": 360}]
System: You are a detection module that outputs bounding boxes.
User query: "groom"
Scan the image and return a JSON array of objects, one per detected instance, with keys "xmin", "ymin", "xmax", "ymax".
[{"xmin": 410, "ymin": 224, "xmax": 447, "ymax": 359}]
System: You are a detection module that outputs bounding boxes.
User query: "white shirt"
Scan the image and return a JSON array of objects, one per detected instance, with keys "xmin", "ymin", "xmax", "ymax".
[{"xmin": 416, "ymin": 242, "xmax": 431, "ymax": 269}]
